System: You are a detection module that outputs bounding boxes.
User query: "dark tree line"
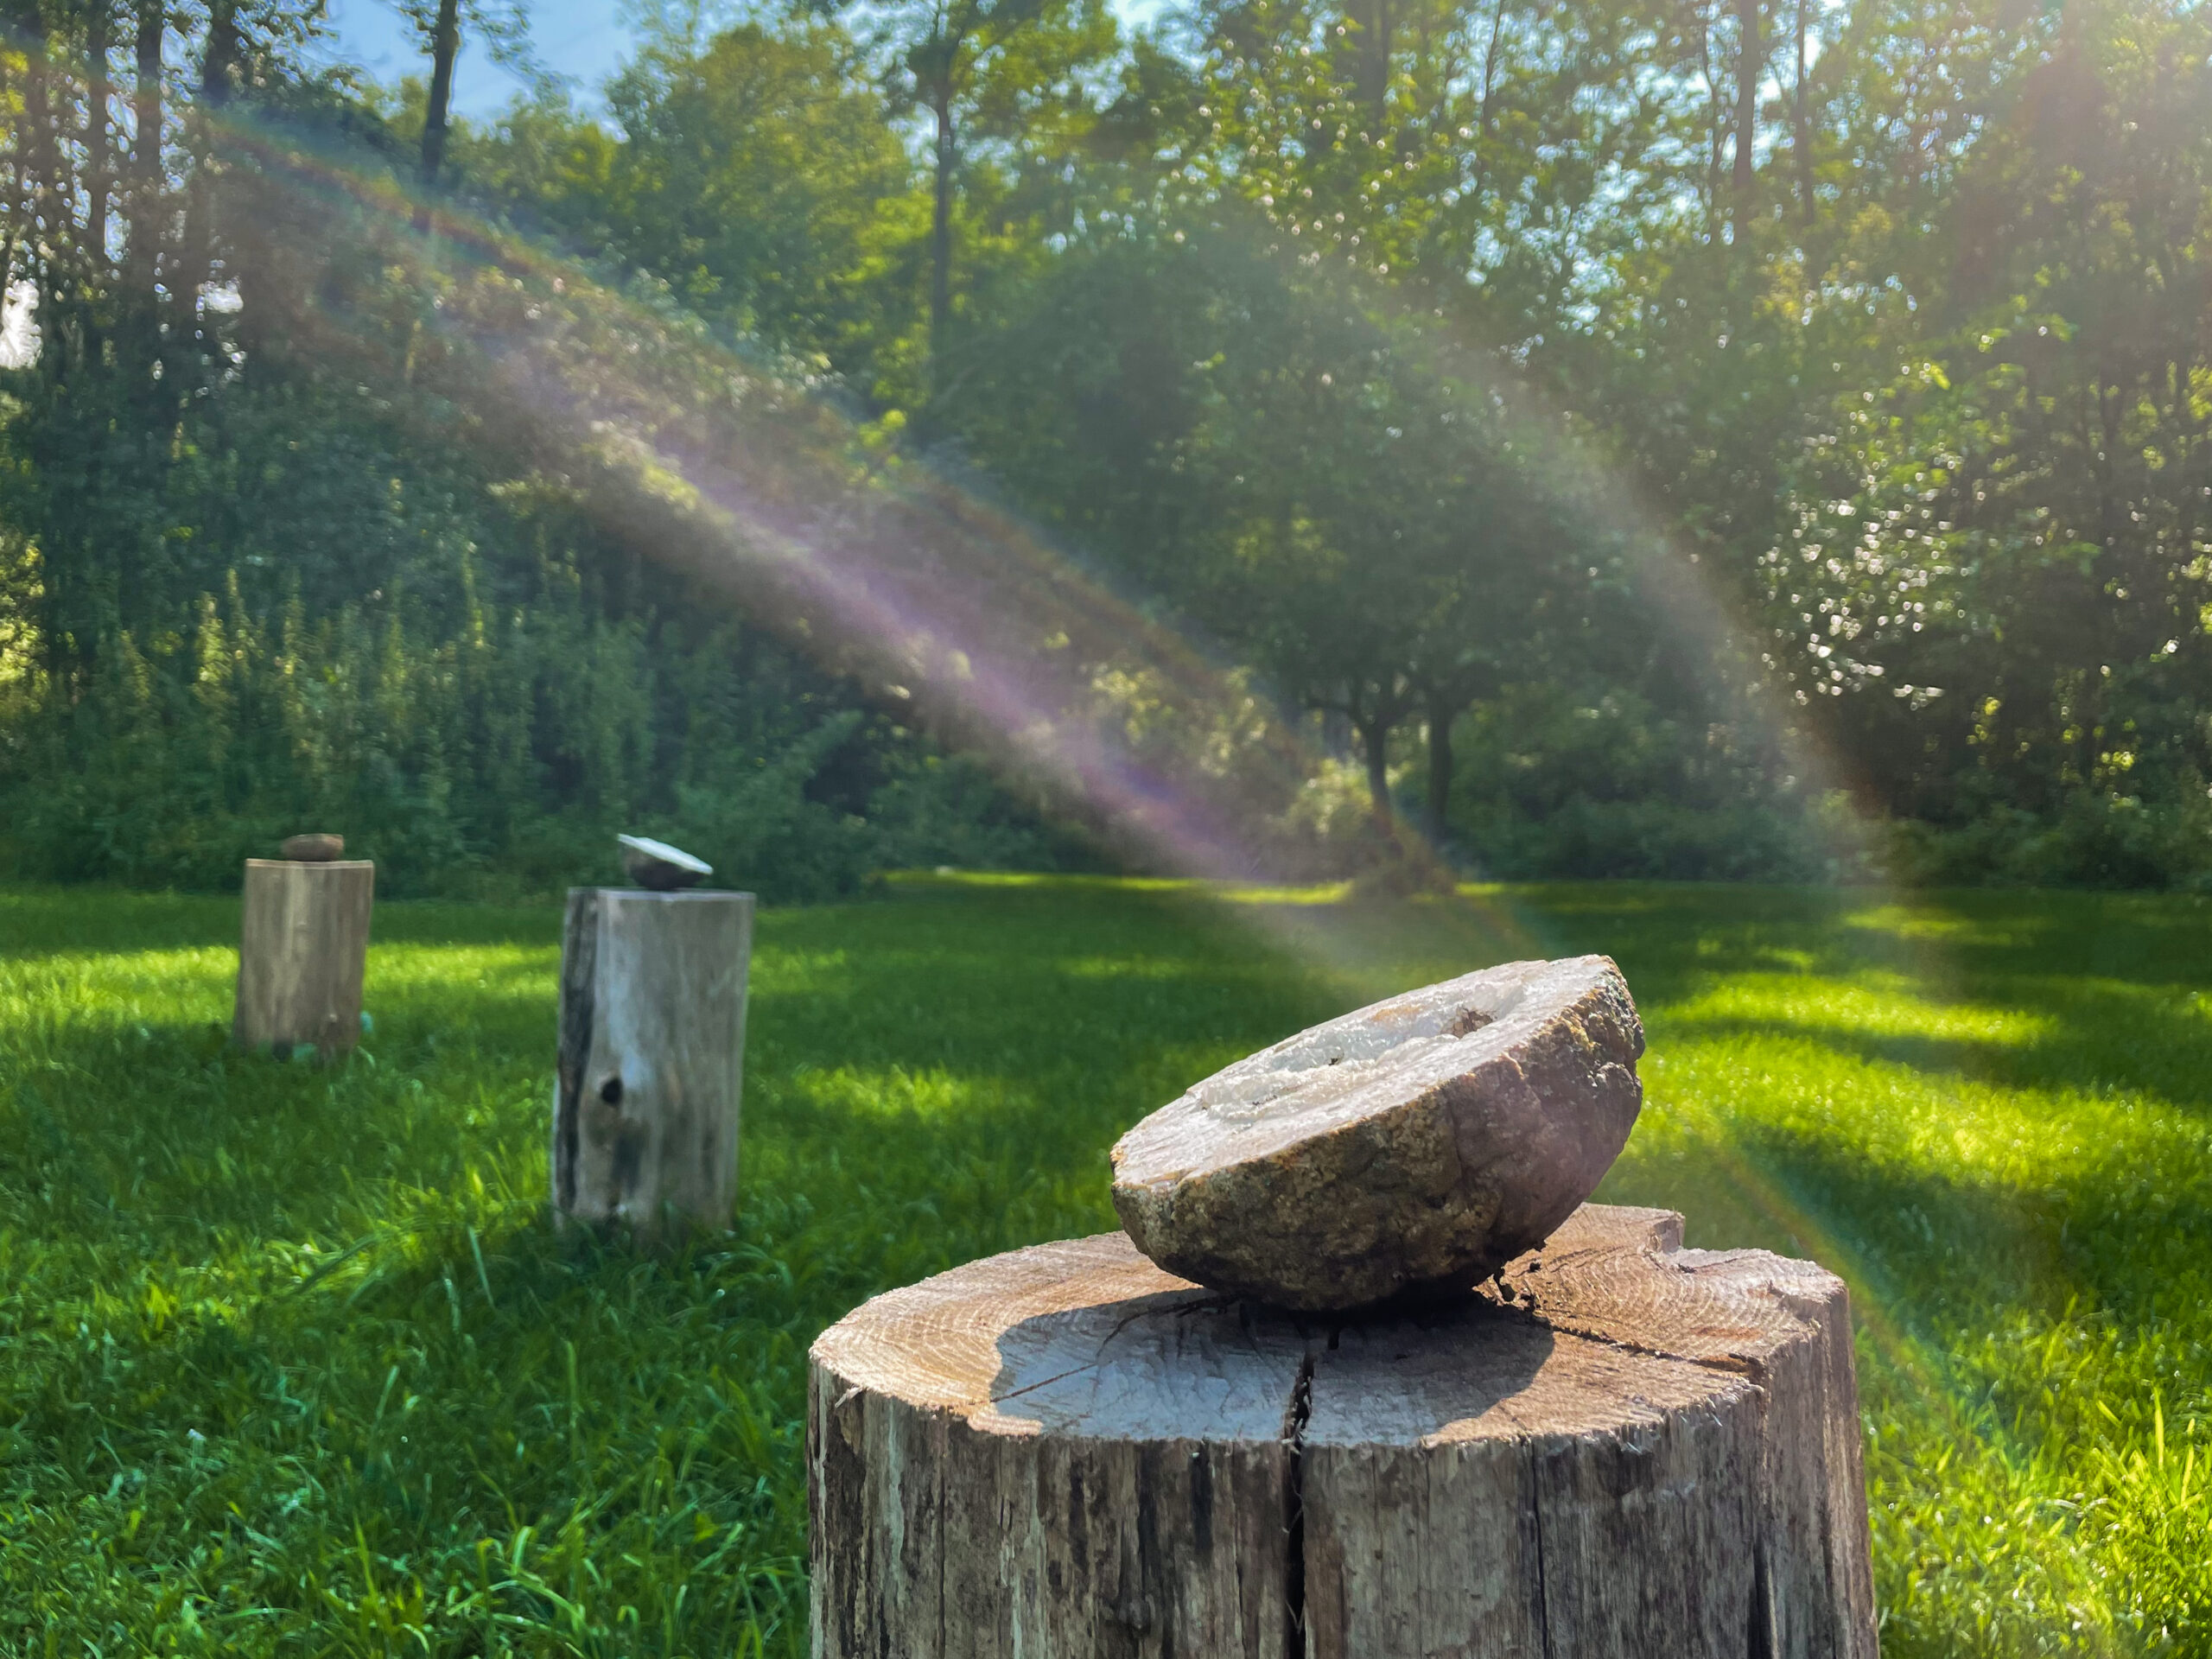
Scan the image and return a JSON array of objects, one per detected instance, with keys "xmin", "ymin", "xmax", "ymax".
[{"xmin": 3, "ymin": 0, "xmax": 2208, "ymax": 889}]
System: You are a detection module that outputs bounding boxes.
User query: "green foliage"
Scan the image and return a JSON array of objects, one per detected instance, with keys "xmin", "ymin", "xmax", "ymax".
[
  {"xmin": 0, "ymin": 369, "xmax": 1070, "ymax": 899},
  {"xmin": 1878, "ymin": 790, "xmax": 2212, "ymax": 893},
  {"xmin": 452, "ymin": 22, "xmax": 920, "ymax": 381},
  {"xmin": 930, "ymin": 226, "xmax": 1625, "ymax": 834},
  {"xmin": 0, "ymin": 3, "xmax": 1079, "ymax": 905},
  {"xmin": 9, "ymin": 0, "xmax": 2212, "ymax": 905},
  {"xmin": 1444, "ymin": 683, "xmax": 1831, "ymax": 880},
  {"xmin": 1561, "ymin": 0, "xmax": 2212, "ymax": 875},
  {"xmin": 5, "ymin": 879, "xmax": 2212, "ymax": 1650}
]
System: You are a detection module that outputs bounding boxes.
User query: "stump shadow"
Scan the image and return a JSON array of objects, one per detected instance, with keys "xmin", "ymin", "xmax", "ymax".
[
  {"xmin": 984, "ymin": 1282, "xmax": 1557, "ymax": 1443},
  {"xmin": 984, "ymin": 1286, "xmax": 1313, "ymax": 1439},
  {"xmin": 1306, "ymin": 1296, "xmax": 1559, "ymax": 1444}
]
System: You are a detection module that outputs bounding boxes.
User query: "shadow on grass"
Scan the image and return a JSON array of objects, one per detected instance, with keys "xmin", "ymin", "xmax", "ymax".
[
  {"xmin": 16, "ymin": 877, "xmax": 2212, "ymax": 1292},
  {"xmin": 3, "ymin": 1187, "xmax": 816, "ymax": 1651},
  {"xmin": 1499, "ymin": 880, "xmax": 2212, "ymax": 996},
  {"xmin": 1608, "ymin": 1061, "xmax": 2212, "ymax": 1375},
  {"xmin": 10, "ymin": 875, "xmax": 2212, "ymax": 1653}
]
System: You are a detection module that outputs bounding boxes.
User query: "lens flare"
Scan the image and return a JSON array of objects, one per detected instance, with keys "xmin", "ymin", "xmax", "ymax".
[
  {"xmin": 206, "ymin": 92, "xmax": 1973, "ymax": 1287},
  {"xmin": 13, "ymin": 51, "xmax": 2118, "ymax": 1630}
]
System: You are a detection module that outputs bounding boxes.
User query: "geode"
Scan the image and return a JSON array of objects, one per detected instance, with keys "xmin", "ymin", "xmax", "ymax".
[{"xmin": 1110, "ymin": 956, "xmax": 1644, "ymax": 1312}]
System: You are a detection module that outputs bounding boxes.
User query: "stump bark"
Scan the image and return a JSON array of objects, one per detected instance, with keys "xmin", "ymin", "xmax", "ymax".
[
  {"xmin": 553, "ymin": 887, "xmax": 753, "ymax": 1237},
  {"xmin": 233, "ymin": 858, "xmax": 375, "ymax": 1057},
  {"xmin": 808, "ymin": 1205, "xmax": 1876, "ymax": 1659}
]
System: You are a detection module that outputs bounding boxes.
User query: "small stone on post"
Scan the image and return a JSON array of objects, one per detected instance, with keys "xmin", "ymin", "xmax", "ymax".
[
  {"xmin": 554, "ymin": 838, "xmax": 752, "ymax": 1239},
  {"xmin": 618, "ymin": 833, "xmax": 712, "ymax": 891},
  {"xmin": 233, "ymin": 836, "xmax": 375, "ymax": 1058}
]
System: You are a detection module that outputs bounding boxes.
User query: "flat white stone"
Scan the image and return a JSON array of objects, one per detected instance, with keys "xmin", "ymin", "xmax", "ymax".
[{"xmin": 617, "ymin": 833, "xmax": 713, "ymax": 890}]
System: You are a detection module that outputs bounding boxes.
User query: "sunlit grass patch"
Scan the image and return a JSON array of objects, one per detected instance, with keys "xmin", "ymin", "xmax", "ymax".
[
  {"xmin": 3, "ymin": 877, "xmax": 2209, "ymax": 1653},
  {"xmin": 1843, "ymin": 901, "xmax": 2053, "ymax": 946},
  {"xmin": 786, "ymin": 1064, "xmax": 1002, "ymax": 1120},
  {"xmin": 1052, "ymin": 952, "xmax": 1215, "ymax": 980},
  {"xmin": 1667, "ymin": 971, "xmax": 2058, "ymax": 1046}
]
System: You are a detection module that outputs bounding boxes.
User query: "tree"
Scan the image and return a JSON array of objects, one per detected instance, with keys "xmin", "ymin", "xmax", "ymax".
[
  {"xmin": 862, "ymin": 0, "xmax": 1113, "ymax": 406},
  {"xmin": 392, "ymin": 0, "xmax": 543, "ymax": 225},
  {"xmin": 934, "ymin": 222, "xmax": 1589, "ymax": 844},
  {"xmin": 1761, "ymin": 0, "xmax": 2212, "ymax": 839},
  {"xmin": 122, "ymin": 0, "xmax": 165, "ymax": 373},
  {"xmin": 601, "ymin": 22, "xmax": 914, "ymax": 374}
]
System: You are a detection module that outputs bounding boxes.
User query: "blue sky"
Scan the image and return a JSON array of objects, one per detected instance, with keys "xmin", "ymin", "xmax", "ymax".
[
  {"xmin": 317, "ymin": 0, "xmax": 640, "ymax": 117},
  {"xmin": 318, "ymin": 0, "xmax": 1169, "ymax": 120}
]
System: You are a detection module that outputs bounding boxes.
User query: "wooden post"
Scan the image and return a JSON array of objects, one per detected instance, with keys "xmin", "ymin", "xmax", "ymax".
[
  {"xmin": 809, "ymin": 1205, "xmax": 1878, "ymax": 1658},
  {"xmin": 553, "ymin": 887, "xmax": 753, "ymax": 1238},
  {"xmin": 233, "ymin": 858, "xmax": 376, "ymax": 1057}
]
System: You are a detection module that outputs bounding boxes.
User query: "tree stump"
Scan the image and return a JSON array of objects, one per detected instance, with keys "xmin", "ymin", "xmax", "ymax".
[
  {"xmin": 553, "ymin": 887, "xmax": 753, "ymax": 1237},
  {"xmin": 233, "ymin": 857, "xmax": 376, "ymax": 1057},
  {"xmin": 808, "ymin": 1205, "xmax": 1877, "ymax": 1659}
]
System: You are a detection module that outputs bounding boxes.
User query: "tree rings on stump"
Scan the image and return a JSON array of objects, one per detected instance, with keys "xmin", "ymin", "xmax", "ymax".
[
  {"xmin": 1111, "ymin": 957, "xmax": 1645, "ymax": 1311},
  {"xmin": 808, "ymin": 1204, "xmax": 1876, "ymax": 1659}
]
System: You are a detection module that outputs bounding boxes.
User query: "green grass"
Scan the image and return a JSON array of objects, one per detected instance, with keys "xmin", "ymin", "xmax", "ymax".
[{"xmin": 2, "ymin": 876, "xmax": 2209, "ymax": 1656}]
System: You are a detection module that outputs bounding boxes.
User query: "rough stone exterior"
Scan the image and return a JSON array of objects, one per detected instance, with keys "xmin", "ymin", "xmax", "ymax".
[{"xmin": 1110, "ymin": 956, "xmax": 1644, "ymax": 1311}]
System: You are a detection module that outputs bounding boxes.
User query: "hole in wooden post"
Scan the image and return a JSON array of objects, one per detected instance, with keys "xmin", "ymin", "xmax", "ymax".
[{"xmin": 601, "ymin": 1075, "xmax": 624, "ymax": 1105}]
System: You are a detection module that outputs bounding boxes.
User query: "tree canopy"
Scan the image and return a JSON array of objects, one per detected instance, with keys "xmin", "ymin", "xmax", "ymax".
[{"xmin": 2, "ymin": 0, "xmax": 2208, "ymax": 892}]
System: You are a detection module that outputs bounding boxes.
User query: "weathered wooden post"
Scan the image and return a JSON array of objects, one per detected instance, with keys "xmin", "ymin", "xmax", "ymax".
[
  {"xmin": 233, "ymin": 834, "xmax": 375, "ymax": 1058},
  {"xmin": 809, "ymin": 961, "xmax": 1879, "ymax": 1657},
  {"xmin": 552, "ymin": 837, "xmax": 753, "ymax": 1238}
]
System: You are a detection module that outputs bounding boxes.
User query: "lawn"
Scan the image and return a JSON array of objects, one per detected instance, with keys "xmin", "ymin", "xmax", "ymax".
[{"xmin": 1, "ymin": 875, "xmax": 2208, "ymax": 1656}]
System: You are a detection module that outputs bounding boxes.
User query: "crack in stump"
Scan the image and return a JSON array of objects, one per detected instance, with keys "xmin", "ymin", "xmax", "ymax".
[
  {"xmin": 1748, "ymin": 1539, "xmax": 1777, "ymax": 1659},
  {"xmin": 1529, "ymin": 1440, "xmax": 1554, "ymax": 1659},
  {"xmin": 1281, "ymin": 1349, "xmax": 1315, "ymax": 1656}
]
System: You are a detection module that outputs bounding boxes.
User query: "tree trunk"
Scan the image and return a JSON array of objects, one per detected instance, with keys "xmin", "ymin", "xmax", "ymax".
[
  {"xmin": 202, "ymin": 0, "xmax": 239, "ymax": 105},
  {"xmin": 129, "ymin": 0, "xmax": 162, "ymax": 274},
  {"xmin": 416, "ymin": 0, "xmax": 461, "ymax": 231},
  {"xmin": 172, "ymin": 0, "xmax": 238, "ymax": 356},
  {"xmin": 1422, "ymin": 691, "xmax": 1460, "ymax": 842},
  {"xmin": 553, "ymin": 887, "xmax": 753, "ymax": 1239},
  {"xmin": 1350, "ymin": 0, "xmax": 1393, "ymax": 125},
  {"xmin": 928, "ymin": 83, "xmax": 957, "ymax": 402},
  {"xmin": 1732, "ymin": 0, "xmax": 1760, "ymax": 231},
  {"xmin": 86, "ymin": 0, "xmax": 111, "ymax": 272},
  {"xmin": 233, "ymin": 859, "xmax": 376, "ymax": 1057},
  {"xmin": 119, "ymin": 0, "xmax": 163, "ymax": 388},
  {"xmin": 1472, "ymin": 0, "xmax": 1504, "ymax": 195},
  {"xmin": 1794, "ymin": 0, "xmax": 1813, "ymax": 223},
  {"xmin": 810, "ymin": 1205, "xmax": 1878, "ymax": 1658},
  {"xmin": 17, "ymin": 0, "xmax": 63, "ymax": 277},
  {"xmin": 1358, "ymin": 713, "xmax": 1392, "ymax": 830}
]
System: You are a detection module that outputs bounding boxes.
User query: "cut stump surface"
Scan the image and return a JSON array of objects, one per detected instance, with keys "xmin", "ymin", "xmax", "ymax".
[{"xmin": 809, "ymin": 1205, "xmax": 1876, "ymax": 1659}]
